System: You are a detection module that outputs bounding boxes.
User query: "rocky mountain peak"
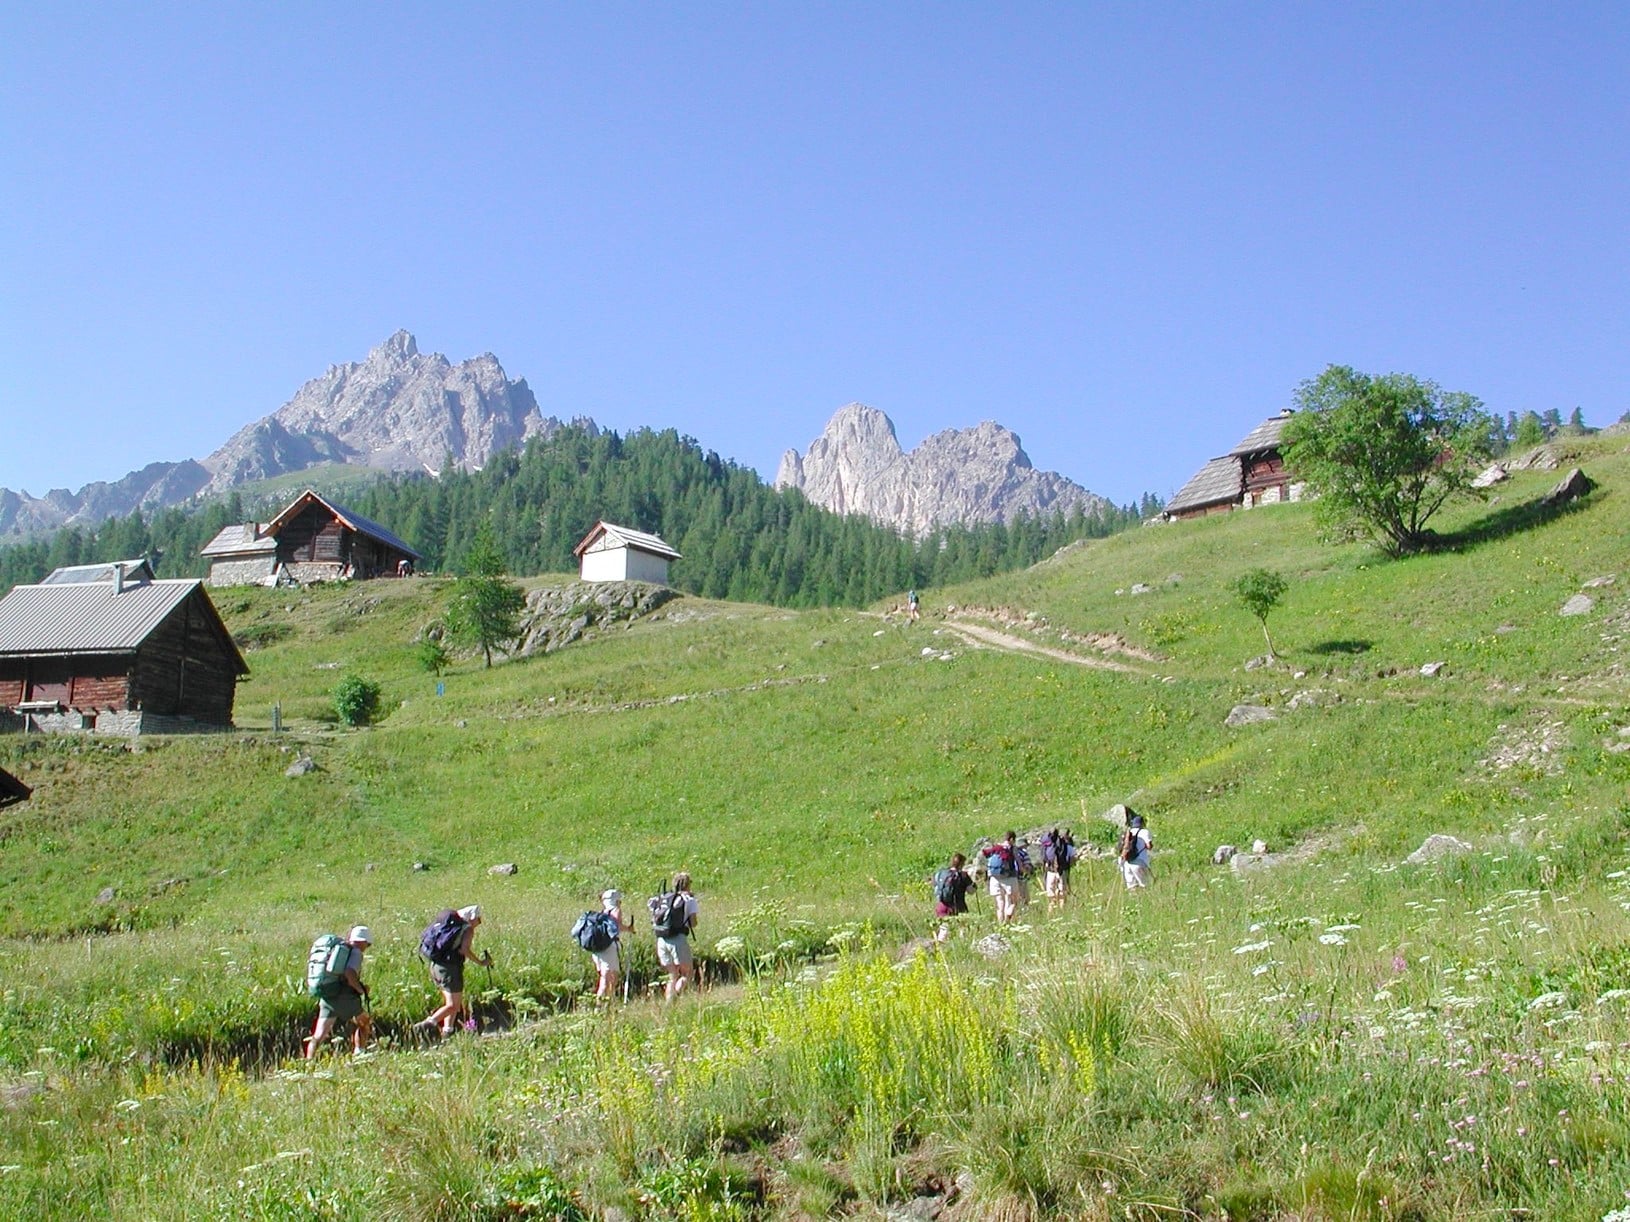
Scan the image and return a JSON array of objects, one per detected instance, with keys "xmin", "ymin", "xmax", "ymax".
[
  {"xmin": 0, "ymin": 333, "xmax": 577, "ymax": 539},
  {"xmin": 777, "ymin": 404, "xmax": 1109, "ymax": 536},
  {"xmin": 379, "ymin": 329, "xmax": 419, "ymax": 361}
]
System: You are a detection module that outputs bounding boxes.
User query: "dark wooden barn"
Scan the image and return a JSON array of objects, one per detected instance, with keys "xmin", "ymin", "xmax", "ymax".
[
  {"xmin": 201, "ymin": 489, "xmax": 422, "ymax": 586},
  {"xmin": 1163, "ymin": 411, "xmax": 1301, "ymax": 521},
  {"xmin": 0, "ymin": 561, "xmax": 249, "ymax": 735}
]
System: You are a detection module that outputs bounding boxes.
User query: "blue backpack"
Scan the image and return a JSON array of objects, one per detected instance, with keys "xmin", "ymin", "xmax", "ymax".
[
  {"xmin": 985, "ymin": 845, "xmax": 1015, "ymax": 878},
  {"xmin": 571, "ymin": 911, "xmax": 618, "ymax": 953},
  {"xmin": 419, "ymin": 911, "xmax": 466, "ymax": 964}
]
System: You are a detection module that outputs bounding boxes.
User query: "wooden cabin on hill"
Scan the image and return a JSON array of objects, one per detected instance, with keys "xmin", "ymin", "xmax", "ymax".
[
  {"xmin": 1162, "ymin": 411, "xmax": 1302, "ymax": 521},
  {"xmin": 573, "ymin": 521, "xmax": 682, "ymax": 585},
  {"xmin": 201, "ymin": 489, "xmax": 421, "ymax": 586},
  {"xmin": 0, "ymin": 560, "xmax": 248, "ymax": 736}
]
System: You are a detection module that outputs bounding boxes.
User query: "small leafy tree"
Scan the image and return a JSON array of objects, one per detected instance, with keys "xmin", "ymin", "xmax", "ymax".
[
  {"xmin": 333, "ymin": 674, "xmax": 383, "ymax": 726},
  {"xmin": 444, "ymin": 528, "xmax": 526, "ymax": 668},
  {"xmin": 1283, "ymin": 365, "xmax": 1494, "ymax": 557},
  {"xmin": 1231, "ymin": 568, "xmax": 1287, "ymax": 658},
  {"xmin": 415, "ymin": 636, "xmax": 449, "ymax": 676}
]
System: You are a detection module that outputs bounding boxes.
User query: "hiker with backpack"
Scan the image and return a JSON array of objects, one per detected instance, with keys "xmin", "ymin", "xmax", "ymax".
[
  {"xmin": 573, "ymin": 888, "xmax": 634, "ymax": 1003},
  {"xmin": 303, "ymin": 926, "xmax": 372, "ymax": 1058},
  {"xmin": 414, "ymin": 904, "xmax": 492, "ymax": 1037},
  {"xmin": 1041, "ymin": 827, "xmax": 1076, "ymax": 909},
  {"xmin": 1119, "ymin": 810, "xmax": 1153, "ymax": 890},
  {"xmin": 649, "ymin": 872, "xmax": 699, "ymax": 1002},
  {"xmin": 981, "ymin": 832, "xmax": 1024, "ymax": 924},
  {"xmin": 933, "ymin": 852, "xmax": 975, "ymax": 918}
]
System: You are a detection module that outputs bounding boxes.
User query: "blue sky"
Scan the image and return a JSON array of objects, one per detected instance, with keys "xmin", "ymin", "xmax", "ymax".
[{"xmin": 3, "ymin": 4, "xmax": 1627, "ymax": 506}]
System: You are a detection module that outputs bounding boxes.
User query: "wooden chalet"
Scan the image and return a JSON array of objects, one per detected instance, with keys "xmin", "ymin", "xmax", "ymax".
[
  {"xmin": 0, "ymin": 561, "xmax": 248, "ymax": 736},
  {"xmin": 1163, "ymin": 411, "xmax": 1301, "ymax": 521},
  {"xmin": 201, "ymin": 489, "xmax": 422, "ymax": 586},
  {"xmin": 573, "ymin": 522, "xmax": 682, "ymax": 585},
  {"xmin": 0, "ymin": 766, "xmax": 28, "ymax": 809}
]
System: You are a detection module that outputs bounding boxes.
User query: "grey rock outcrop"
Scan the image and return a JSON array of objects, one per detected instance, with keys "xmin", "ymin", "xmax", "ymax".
[
  {"xmin": 514, "ymin": 581, "xmax": 680, "ymax": 657},
  {"xmin": 775, "ymin": 403, "xmax": 1111, "ymax": 536},
  {"xmin": 1560, "ymin": 594, "xmax": 1594, "ymax": 617},
  {"xmin": 1405, "ymin": 834, "xmax": 1473, "ymax": 864},
  {"xmin": 1225, "ymin": 704, "xmax": 1277, "ymax": 727}
]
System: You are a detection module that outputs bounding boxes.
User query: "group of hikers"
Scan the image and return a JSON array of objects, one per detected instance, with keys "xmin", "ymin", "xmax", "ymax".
[
  {"xmin": 933, "ymin": 808, "xmax": 1154, "ymax": 928},
  {"xmin": 304, "ymin": 875, "xmax": 699, "ymax": 1058},
  {"xmin": 307, "ymin": 810, "xmax": 1156, "ymax": 1056}
]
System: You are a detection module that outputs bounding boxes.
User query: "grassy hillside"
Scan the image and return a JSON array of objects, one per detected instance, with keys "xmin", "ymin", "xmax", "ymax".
[{"xmin": 2, "ymin": 437, "xmax": 1629, "ymax": 1218}]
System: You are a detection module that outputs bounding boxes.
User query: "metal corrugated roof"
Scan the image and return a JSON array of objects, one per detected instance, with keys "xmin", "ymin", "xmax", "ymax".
[
  {"xmin": 1227, "ymin": 412, "xmax": 1294, "ymax": 457},
  {"xmin": 0, "ymin": 579, "xmax": 203, "ymax": 655},
  {"xmin": 200, "ymin": 524, "xmax": 275, "ymax": 557},
  {"xmin": 40, "ymin": 558, "xmax": 156, "ymax": 585},
  {"xmin": 264, "ymin": 491, "xmax": 422, "ymax": 561},
  {"xmin": 1164, "ymin": 456, "xmax": 1242, "ymax": 514},
  {"xmin": 573, "ymin": 521, "xmax": 683, "ymax": 560}
]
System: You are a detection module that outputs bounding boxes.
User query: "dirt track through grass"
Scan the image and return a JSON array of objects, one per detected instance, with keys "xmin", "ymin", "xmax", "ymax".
[{"xmin": 941, "ymin": 616, "xmax": 1147, "ymax": 672}]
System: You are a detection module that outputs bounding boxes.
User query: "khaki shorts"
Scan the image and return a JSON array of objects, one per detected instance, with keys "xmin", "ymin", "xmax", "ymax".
[
  {"xmin": 656, "ymin": 935, "xmax": 692, "ymax": 968},
  {"xmin": 429, "ymin": 959, "xmax": 465, "ymax": 994},
  {"xmin": 317, "ymin": 987, "xmax": 363, "ymax": 1022},
  {"xmin": 590, "ymin": 944, "xmax": 620, "ymax": 973}
]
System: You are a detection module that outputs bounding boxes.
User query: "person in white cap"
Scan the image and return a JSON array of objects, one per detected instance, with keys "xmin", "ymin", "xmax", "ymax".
[
  {"xmin": 591, "ymin": 889, "xmax": 635, "ymax": 1003},
  {"xmin": 415, "ymin": 904, "xmax": 492, "ymax": 1037},
  {"xmin": 304, "ymin": 925, "xmax": 372, "ymax": 1057}
]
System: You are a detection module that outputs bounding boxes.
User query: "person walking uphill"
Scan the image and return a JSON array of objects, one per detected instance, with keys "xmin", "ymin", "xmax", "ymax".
[
  {"xmin": 649, "ymin": 872, "xmax": 699, "ymax": 1003},
  {"xmin": 1119, "ymin": 810, "xmax": 1154, "ymax": 890},
  {"xmin": 573, "ymin": 889, "xmax": 634, "ymax": 1004},
  {"xmin": 981, "ymin": 832, "xmax": 1024, "ymax": 924},
  {"xmin": 304, "ymin": 926, "xmax": 372, "ymax": 1057},
  {"xmin": 415, "ymin": 904, "xmax": 492, "ymax": 1037}
]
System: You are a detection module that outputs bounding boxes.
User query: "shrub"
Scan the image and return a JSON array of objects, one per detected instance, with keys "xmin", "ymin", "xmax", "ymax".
[{"xmin": 333, "ymin": 674, "xmax": 383, "ymax": 726}]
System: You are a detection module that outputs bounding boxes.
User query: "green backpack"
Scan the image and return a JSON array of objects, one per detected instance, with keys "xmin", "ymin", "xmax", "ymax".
[{"xmin": 306, "ymin": 934, "xmax": 350, "ymax": 997}]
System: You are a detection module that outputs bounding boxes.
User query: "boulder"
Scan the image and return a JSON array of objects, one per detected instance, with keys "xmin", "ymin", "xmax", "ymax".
[
  {"xmin": 488, "ymin": 862, "xmax": 518, "ymax": 876},
  {"xmin": 1130, "ymin": 583, "xmax": 1153, "ymax": 595},
  {"xmin": 1405, "ymin": 834, "xmax": 1473, "ymax": 865},
  {"xmin": 1542, "ymin": 467, "xmax": 1594, "ymax": 507},
  {"xmin": 1226, "ymin": 704, "xmax": 1277, "ymax": 727},
  {"xmin": 1560, "ymin": 594, "xmax": 1595, "ymax": 618},
  {"xmin": 1583, "ymin": 574, "xmax": 1617, "ymax": 589},
  {"xmin": 284, "ymin": 755, "xmax": 317, "ymax": 778},
  {"xmin": 1212, "ymin": 844, "xmax": 1237, "ymax": 865},
  {"xmin": 1420, "ymin": 661, "xmax": 1447, "ymax": 678},
  {"xmin": 94, "ymin": 886, "xmax": 117, "ymax": 906},
  {"xmin": 1252, "ymin": 839, "xmax": 1269, "ymax": 855},
  {"xmin": 1471, "ymin": 462, "xmax": 1508, "ymax": 488}
]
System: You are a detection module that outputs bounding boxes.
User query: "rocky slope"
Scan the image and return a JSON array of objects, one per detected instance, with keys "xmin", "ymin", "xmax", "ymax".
[
  {"xmin": 775, "ymin": 403, "xmax": 1111, "ymax": 535},
  {"xmin": 0, "ymin": 332, "xmax": 574, "ymax": 538}
]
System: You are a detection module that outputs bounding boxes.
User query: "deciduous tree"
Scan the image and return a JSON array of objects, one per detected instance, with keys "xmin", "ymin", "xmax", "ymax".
[
  {"xmin": 1231, "ymin": 568, "xmax": 1288, "ymax": 658},
  {"xmin": 1283, "ymin": 366, "xmax": 1493, "ymax": 557}
]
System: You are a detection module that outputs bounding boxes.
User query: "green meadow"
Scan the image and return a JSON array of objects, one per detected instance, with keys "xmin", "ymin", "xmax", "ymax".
[{"xmin": 3, "ymin": 436, "xmax": 1630, "ymax": 1219}]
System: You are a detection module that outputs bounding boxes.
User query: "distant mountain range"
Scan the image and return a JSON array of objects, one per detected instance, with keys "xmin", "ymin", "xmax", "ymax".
[
  {"xmin": 0, "ymin": 333, "xmax": 1109, "ymax": 540},
  {"xmin": 777, "ymin": 403, "xmax": 1110, "ymax": 536},
  {"xmin": 0, "ymin": 332, "xmax": 565, "ymax": 538}
]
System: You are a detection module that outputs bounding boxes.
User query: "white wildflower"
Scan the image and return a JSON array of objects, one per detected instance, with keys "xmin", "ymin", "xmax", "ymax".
[
  {"xmin": 1232, "ymin": 939, "xmax": 1273, "ymax": 955},
  {"xmin": 1528, "ymin": 991, "xmax": 1568, "ymax": 1012},
  {"xmin": 1318, "ymin": 932, "xmax": 1349, "ymax": 946},
  {"xmin": 114, "ymin": 1099, "xmax": 140, "ymax": 1112}
]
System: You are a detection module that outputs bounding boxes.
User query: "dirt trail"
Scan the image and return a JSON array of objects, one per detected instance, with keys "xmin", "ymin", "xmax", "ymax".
[{"xmin": 940, "ymin": 618, "xmax": 1146, "ymax": 673}]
